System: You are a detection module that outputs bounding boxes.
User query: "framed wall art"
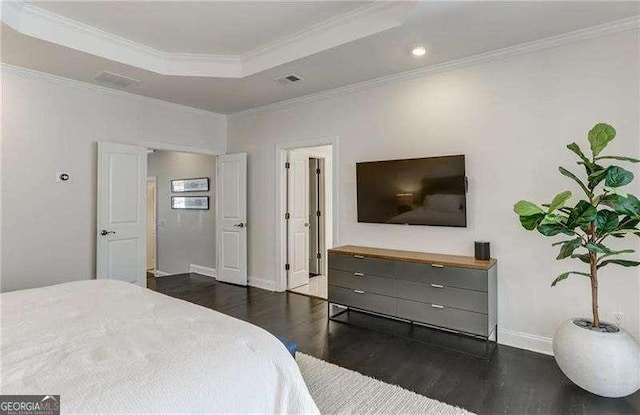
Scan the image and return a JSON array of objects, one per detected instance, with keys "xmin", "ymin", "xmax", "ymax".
[
  {"xmin": 171, "ymin": 196, "xmax": 209, "ymax": 210},
  {"xmin": 171, "ymin": 177, "xmax": 209, "ymax": 193}
]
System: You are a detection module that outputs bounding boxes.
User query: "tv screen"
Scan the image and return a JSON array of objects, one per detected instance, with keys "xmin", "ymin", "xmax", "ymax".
[{"xmin": 356, "ymin": 155, "xmax": 466, "ymax": 227}]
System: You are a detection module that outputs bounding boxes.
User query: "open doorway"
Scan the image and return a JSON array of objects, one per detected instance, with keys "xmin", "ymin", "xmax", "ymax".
[
  {"xmin": 285, "ymin": 145, "xmax": 333, "ymax": 299},
  {"xmin": 146, "ymin": 149, "xmax": 217, "ymax": 278}
]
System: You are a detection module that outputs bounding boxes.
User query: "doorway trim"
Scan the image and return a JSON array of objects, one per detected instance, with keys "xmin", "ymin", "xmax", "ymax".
[
  {"xmin": 146, "ymin": 176, "xmax": 157, "ymax": 274},
  {"xmin": 275, "ymin": 136, "xmax": 340, "ymax": 292},
  {"xmin": 142, "ymin": 141, "xmax": 224, "ymax": 156}
]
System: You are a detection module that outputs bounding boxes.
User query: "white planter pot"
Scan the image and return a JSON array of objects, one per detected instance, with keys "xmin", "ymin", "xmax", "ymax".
[{"xmin": 553, "ymin": 318, "xmax": 640, "ymax": 398}]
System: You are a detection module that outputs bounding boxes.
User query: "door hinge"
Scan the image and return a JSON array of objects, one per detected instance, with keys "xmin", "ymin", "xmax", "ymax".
[
  {"xmin": 317, "ymin": 253, "xmax": 322, "ymax": 259},
  {"xmin": 285, "ymin": 162, "xmax": 290, "ymax": 169},
  {"xmin": 316, "ymin": 210, "xmax": 321, "ymax": 217},
  {"xmin": 285, "ymin": 263, "xmax": 290, "ymax": 271},
  {"xmin": 285, "ymin": 212, "xmax": 290, "ymax": 220}
]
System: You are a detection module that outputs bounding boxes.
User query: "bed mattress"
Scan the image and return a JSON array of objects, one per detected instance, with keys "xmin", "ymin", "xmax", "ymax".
[{"xmin": 0, "ymin": 279, "xmax": 320, "ymax": 414}]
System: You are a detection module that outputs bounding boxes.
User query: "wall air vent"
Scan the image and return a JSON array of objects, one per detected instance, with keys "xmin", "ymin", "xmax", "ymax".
[
  {"xmin": 275, "ymin": 74, "xmax": 303, "ymax": 84},
  {"xmin": 93, "ymin": 71, "xmax": 141, "ymax": 89}
]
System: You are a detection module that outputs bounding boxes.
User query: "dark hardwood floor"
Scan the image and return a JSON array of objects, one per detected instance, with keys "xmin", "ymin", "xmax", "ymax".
[{"xmin": 148, "ymin": 274, "xmax": 640, "ymax": 415}]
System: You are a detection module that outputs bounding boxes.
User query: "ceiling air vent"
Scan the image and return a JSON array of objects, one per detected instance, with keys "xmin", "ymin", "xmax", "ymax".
[
  {"xmin": 275, "ymin": 74, "xmax": 303, "ymax": 84},
  {"xmin": 93, "ymin": 71, "xmax": 141, "ymax": 89}
]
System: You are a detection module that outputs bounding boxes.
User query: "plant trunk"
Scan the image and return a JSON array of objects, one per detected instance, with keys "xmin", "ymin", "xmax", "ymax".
[
  {"xmin": 590, "ymin": 252, "xmax": 599, "ymax": 328},
  {"xmin": 589, "ymin": 222, "xmax": 600, "ymax": 328}
]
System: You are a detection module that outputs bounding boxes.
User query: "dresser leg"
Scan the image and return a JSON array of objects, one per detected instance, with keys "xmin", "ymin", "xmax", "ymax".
[{"xmin": 328, "ymin": 302, "xmax": 348, "ymax": 320}]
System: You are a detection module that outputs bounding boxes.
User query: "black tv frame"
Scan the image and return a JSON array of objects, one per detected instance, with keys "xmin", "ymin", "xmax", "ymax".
[{"xmin": 355, "ymin": 154, "xmax": 468, "ymax": 227}]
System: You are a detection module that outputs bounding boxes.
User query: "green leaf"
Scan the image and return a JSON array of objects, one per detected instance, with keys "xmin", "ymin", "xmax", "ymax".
[
  {"xmin": 537, "ymin": 222, "xmax": 573, "ymax": 237},
  {"xmin": 556, "ymin": 238, "xmax": 582, "ymax": 260},
  {"xmin": 551, "ymin": 273, "xmax": 570, "ymax": 287},
  {"xmin": 618, "ymin": 216, "xmax": 640, "ymax": 230},
  {"xmin": 541, "ymin": 214, "xmax": 565, "ymax": 224},
  {"xmin": 551, "ymin": 271, "xmax": 591, "ymax": 287},
  {"xmin": 603, "ymin": 186, "xmax": 628, "ymax": 197},
  {"xmin": 519, "ymin": 213, "xmax": 544, "ymax": 230},
  {"xmin": 588, "ymin": 123, "xmax": 616, "ymax": 156},
  {"xmin": 514, "ymin": 200, "xmax": 543, "ymax": 216},
  {"xmin": 595, "ymin": 210, "xmax": 619, "ymax": 236},
  {"xmin": 567, "ymin": 143, "xmax": 592, "ymax": 166},
  {"xmin": 559, "ymin": 167, "xmax": 592, "ymax": 197},
  {"xmin": 548, "ymin": 191, "xmax": 572, "ymax": 213},
  {"xmin": 595, "ymin": 155, "xmax": 640, "ymax": 163},
  {"xmin": 571, "ymin": 254, "xmax": 591, "ymax": 264},
  {"xmin": 552, "ymin": 239, "xmax": 576, "ymax": 246},
  {"xmin": 604, "ymin": 166, "xmax": 634, "ymax": 188},
  {"xmin": 599, "ymin": 194, "xmax": 640, "ymax": 217},
  {"xmin": 587, "ymin": 167, "xmax": 609, "ymax": 189},
  {"xmin": 608, "ymin": 229, "xmax": 640, "ymax": 236},
  {"xmin": 597, "ymin": 259, "xmax": 640, "ymax": 269},
  {"xmin": 598, "ymin": 249, "xmax": 635, "ymax": 261},
  {"xmin": 566, "ymin": 200, "xmax": 597, "ymax": 228},
  {"xmin": 585, "ymin": 242, "xmax": 611, "ymax": 254},
  {"xmin": 609, "ymin": 218, "xmax": 639, "ymax": 238},
  {"xmin": 579, "ymin": 162, "xmax": 604, "ymax": 177}
]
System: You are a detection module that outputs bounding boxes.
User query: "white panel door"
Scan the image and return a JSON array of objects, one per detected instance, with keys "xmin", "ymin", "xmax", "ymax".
[
  {"xmin": 287, "ymin": 150, "xmax": 310, "ymax": 289},
  {"xmin": 97, "ymin": 142, "xmax": 147, "ymax": 287},
  {"xmin": 217, "ymin": 153, "xmax": 247, "ymax": 286}
]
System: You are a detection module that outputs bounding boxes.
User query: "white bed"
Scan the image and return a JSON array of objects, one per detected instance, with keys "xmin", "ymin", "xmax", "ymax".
[{"xmin": 0, "ymin": 279, "xmax": 320, "ymax": 414}]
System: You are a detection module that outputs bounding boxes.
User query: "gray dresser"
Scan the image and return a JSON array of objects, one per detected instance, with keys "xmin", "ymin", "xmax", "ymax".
[{"xmin": 328, "ymin": 245, "xmax": 497, "ymax": 339}]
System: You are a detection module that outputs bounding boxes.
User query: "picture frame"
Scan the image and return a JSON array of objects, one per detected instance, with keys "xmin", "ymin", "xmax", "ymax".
[
  {"xmin": 171, "ymin": 196, "xmax": 209, "ymax": 210},
  {"xmin": 171, "ymin": 177, "xmax": 209, "ymax": 193}
]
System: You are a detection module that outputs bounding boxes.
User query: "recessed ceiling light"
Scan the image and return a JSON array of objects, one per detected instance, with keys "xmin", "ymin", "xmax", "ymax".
[{"xmin": 411, "ymin": 46, "xmax": 427, "ymax": 57}]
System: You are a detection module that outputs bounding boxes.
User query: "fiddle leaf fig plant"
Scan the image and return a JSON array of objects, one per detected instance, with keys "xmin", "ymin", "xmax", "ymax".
[{"xmin": 514, "ymin": 123, "xmax": 640, "ymax": 328}]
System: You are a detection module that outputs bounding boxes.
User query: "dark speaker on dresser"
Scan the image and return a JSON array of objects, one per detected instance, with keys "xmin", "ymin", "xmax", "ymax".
[{"xmin": 475, "ymin": 241, "xmax": 491, "ymax": 260}]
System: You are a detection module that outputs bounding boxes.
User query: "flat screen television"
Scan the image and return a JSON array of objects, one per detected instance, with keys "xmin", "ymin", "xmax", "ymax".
[{"xmin": 356, "ymin": 155, "xmax": 467, "ymax": 227}]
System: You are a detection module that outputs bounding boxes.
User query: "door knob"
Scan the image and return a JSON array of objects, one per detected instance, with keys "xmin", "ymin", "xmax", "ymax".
[
  {"xmin": 100, "ymin": 230, "xmax": 116, "ymax": 236},
  {"xmin": 304, "ymin": 222, "xmax": 310, "ymax": 227},
  {"xmin": 233, "ymin": 223, "xmax": 245, "ymax": 228}
]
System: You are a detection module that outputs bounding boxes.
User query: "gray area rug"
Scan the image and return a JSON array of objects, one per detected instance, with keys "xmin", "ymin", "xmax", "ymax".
[{"xmin": 297, "ymin": 353, "xmax": 474, "ymax": 415}]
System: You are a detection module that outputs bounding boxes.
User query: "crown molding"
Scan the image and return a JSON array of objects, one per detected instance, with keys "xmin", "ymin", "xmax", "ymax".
[
  {"xmin": 1, "ymin": 1, "xmax": 414, "ymax": 79},
  {"xmin": 1, "ymin": 1, "xmax": 242, "ymax": 77},
  {"xmin": 240, "ymin": 1, "xmax": 415, "ymax": 77},
  {"xmin": 0, "ymin": 63, "xmax": 227, "ymax": 119},
  {"xmin": 229, "ymin": 15, "xmax": 640, "ymax": 118}
]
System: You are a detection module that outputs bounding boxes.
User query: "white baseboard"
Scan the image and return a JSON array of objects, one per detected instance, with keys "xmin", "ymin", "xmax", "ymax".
[
  {"xmin": 248, "ymin": 276, "xmax": 276, "ymax": 291},
  {"xmin": 154, "ymin": 270, "xmax": 170, "ymax": 277},
  {"xmin": 189, "ymin": 264, "xmax": 217, "ymax": 278},
  {"xmin": 498, "ymin": 328, "xmax": 554, "ymax": 356}
]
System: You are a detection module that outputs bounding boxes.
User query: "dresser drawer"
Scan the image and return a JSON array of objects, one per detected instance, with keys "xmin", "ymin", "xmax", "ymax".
[
  {"xmin": 329, "ymin": 285, "xmax": 395, "ymax": 316},
  {"xmin": 396, "ymin": 298, "xmax": 488, "ymax": 336},
  {"xmin": 396, "ymin": 280, "xmax": 487, "ymax": 314},
  {"xmin": 394, "ymin": 261, "xmax": 487, "ymax": 292},
  {"xmin": 328, "ymin": 253, "xmax": 395, "ymax": 278},
  {"xmin": 329, "ymin": 269, "xmax": 395, "ymax": 296}
]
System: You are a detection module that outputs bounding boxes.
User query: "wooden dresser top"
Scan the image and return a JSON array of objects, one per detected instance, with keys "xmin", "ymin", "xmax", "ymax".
[{"xmin": 328, "ymin": 245, "xmax": 497, "ymax": 270}]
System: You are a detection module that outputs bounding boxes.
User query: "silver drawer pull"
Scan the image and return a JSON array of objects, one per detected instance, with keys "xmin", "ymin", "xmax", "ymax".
[
  {"xmin": 353, "ymin": 255, "xmax": 365, "ymax": 259},
  {"xmin": 354, "ymin": 272, "xmax": 365, "ymax": 277},
  {"xmin": 431, "ymin": 264, "xmax": 445, "ymax": 268},
  {"xmin": 431, "ymin": 304, "xmax": 444, "ymax": 309},
  {"xmin": 430, "ymin": 284, "xmax": 444, "ymax": 289},
  {"xmin": 354, "ymin": 290, "xmax": 365, "ymax": 294}
]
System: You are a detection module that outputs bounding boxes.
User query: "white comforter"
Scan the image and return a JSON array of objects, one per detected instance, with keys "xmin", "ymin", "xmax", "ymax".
[{"xmin": 0, "ymin": 280, "xmax": 320, "ymax": 414}]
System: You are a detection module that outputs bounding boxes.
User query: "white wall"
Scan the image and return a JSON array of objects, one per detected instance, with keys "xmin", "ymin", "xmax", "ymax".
[
  {"xmin": 228, "ymin": 30, "xmax": 640, "ymax": 353},
  {"xmin": 1, "ymin": 67, "xmax": 226, "ymax": 292},
  {"xmin": 148, "ymin": 150, "xmax": 216, "ymax": 275}
]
